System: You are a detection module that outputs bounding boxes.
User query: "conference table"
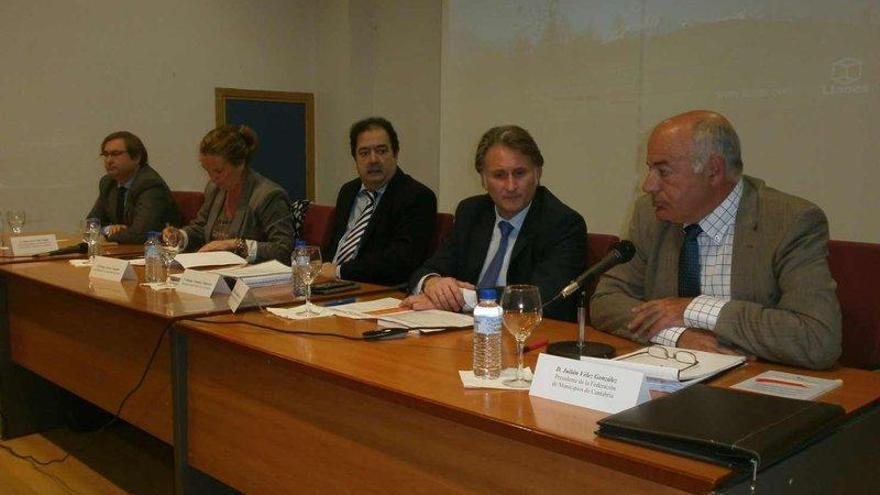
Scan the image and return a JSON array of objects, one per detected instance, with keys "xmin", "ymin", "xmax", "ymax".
[
  {"xmin": 176, "ymin": 309, "xmax": 880, "ymax": 494},
  {"xmin": 0, "ymin": 257, "xmax": 391, "ymax": 443},
  {"xmin": 2, "ymin": 253, "xmax": 878, "ymax": 494}
]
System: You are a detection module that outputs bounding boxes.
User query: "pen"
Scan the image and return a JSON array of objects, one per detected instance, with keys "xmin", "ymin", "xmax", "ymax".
[
  {"xmin": 754, "ymin": 377, "xmax": 808, "ymax": 388},
  {"xmin": 524, "ymin": 338, "xmax": 549, "ymax": 353},
  {"xmin": 323, "ymin": 297, "xmax": 357, "ymax": 307}
]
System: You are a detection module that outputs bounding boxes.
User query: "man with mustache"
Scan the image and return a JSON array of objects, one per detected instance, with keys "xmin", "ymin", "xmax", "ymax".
[
  {"xmin": 591, "ymin": 110, "xmax": 841, "ymax": 369},
  {"xmin": 87, "ymin": 131, "xmax": 180, "ymax": 244},
  {"xmin": 403, "ymin": 125, "xmax": 586, "ymax": 321},
  {"xmin": 322, "ymin": 117, "xmax": 437, "ymax": 285}
]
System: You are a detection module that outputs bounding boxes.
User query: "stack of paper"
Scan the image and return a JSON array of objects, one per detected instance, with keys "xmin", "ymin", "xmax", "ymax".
[
  {"xmin": 582, "ymin": 346, "xmax": 746, "ymax": 393},
  {"xmin": 208, "ymin": 260, "xmax": 291, "ymax": 287}
]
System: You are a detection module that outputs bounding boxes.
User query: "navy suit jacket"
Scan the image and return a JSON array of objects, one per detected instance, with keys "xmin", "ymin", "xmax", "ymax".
[
  {"xmin": 327, "ymin": 168, "xmax": 437, "ymax": 285},
  {"xmin": 409, "ymin": 186, "xmax": 586, "ymax": 321}
]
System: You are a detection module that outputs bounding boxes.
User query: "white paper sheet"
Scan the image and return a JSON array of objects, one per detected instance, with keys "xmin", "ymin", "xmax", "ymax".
[
  {"xmin": 174, "ymin": 251, "xmax": 247, "ymax": 268},
  {"xmin": 459, "ymin": 367, "xmax": 534, "ymax": 390},
  {"xmin": 326, "ymin": 297, "xmax": 405, "ymax": 319},
  {"xmin": 379, "ymin": 309, "xmax": 473, "ymax": 329}
]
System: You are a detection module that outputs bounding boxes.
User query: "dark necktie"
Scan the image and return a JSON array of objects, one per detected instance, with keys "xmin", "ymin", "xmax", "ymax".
[
  {"xmin": 334, "ymin": 190, "xmax": 377, "ymax": 264},
  {"xmin": 478, "ymin": 221, "xmax": 514, "ymax": 288},
  {"xmin": 116, "ymin": 186, "xmax": 127, "ymax": 223},
  {"xmin": 678, "ymin": 224, "xmax": 703, "ymax": 297}
]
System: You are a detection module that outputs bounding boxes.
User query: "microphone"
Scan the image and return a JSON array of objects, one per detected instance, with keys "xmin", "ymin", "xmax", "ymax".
[
  {"xmin": 38, "ymin": 242, "xmax": 88, "ymax": 256},
  {"xmin": 559, "ymin": 240, "xmax": 636, "ymax": 298}
]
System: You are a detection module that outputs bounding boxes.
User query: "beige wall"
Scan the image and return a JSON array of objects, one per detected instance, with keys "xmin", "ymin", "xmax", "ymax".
[
  {"xmin": 0, "ymin": 0, "xmax": 318, "ymax": 233},
  {"xmin": 2, "ymin": 1, "xmax": 876, "ymax": 244},
  {"xmin": 441, "ymin": 1, "xmax": 880, "ymax": 243},
  {"xmin": 314, "ymin": 0, "xmax": 441, "ymax": 203}
]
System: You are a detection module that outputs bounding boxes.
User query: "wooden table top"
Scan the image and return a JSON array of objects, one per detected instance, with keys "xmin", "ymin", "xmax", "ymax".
[
  {"xmin": 0, "ymin": 233, "xmax": 143, "ymax": 265},
  {"xmin": 176, "ymin": 305, "xmax": 880, "ymax": 492},
  {"xmin": 0, "ymin": 259, "xmax": 393, "ymax": 320}
]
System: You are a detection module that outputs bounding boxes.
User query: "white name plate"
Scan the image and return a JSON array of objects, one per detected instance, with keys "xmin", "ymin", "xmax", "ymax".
[
  {"xmin": 228, "ymin": 279, "xmax": 253, "ymax": 312},
  {"xmin": 177, "ymin": 269, "xmax": 231, "ymax": 297},
  {"xmin": 89, "ymin": 256, "xmax": 136, "ymax": 282},
  {"xmin": 529, "ymin": 353, "xmax": 649, "ymax": 414},
  {"xmin": 10, "ymin": 234, "xmax": 58, "ymax": 256}
]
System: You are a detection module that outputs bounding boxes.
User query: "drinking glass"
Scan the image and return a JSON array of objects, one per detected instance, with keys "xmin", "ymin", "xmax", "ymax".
[
  {"xmin": 7, "ymin": 210, "xmax": 25, "ymax": 235},
  {"xmin": 501, "ymin": 284, "xmax": 543, "ymax": 388},
  {"xmin": 82, "ymin": 217, "xmax": 102, "ymax": 262},
  {"xmin": 160, "ymin": 228, "xmax": 184, "ymax": 287},
  {"xmin": 292, "ymin": 245, "xmax": 323, "ymax": 315}
]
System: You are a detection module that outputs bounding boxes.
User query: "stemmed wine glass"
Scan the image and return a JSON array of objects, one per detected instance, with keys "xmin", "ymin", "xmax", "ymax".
[
  {"xmin": 7, "ymin": 210, "xmax": 26, "ymax": 235},
  {"xmin": 81, "ymin": 217, "xmax": 102, "ymax": 262},
  {"xmin": 292, "ymin": 245, "xmax": 323, "ymax": 316},
  {"xmin": 160, "ymin": 228, "xmax": 184, "ymax": 287},
  {"xmin": 501, "ymin": 284, "xmax": 543, "ymax": 388}
]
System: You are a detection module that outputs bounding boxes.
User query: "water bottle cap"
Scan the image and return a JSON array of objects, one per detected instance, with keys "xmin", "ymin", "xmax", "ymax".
[
  {"xmin": 294, "ymin": 239, "xmax": 306, "ymax": 247},
  {"xmin": 477, "ymin": 288, "xmax": 497, "ymax": 301},
  {"xmin": 146, "ymin": 231, "xmax": 160, "ymax": 238}
]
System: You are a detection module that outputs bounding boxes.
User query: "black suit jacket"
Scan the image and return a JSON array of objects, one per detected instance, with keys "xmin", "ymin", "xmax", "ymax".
[
  {"xmin": 326, "ymin": 168, "xmax": 437, "ymax": 285},
  {"xmin": 86, "ymin": 164, "xmax": 180, "ymax": 244},
  {"xmin": 409, "ymin": 186, "xmax": 586, "ymax": 321}
]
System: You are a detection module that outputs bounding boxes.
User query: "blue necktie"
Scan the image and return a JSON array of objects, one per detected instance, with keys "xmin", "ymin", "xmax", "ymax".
[
  {"xmin": 678, "ymin": 224, "xmax": 702, "ymax": 297},
  {"xmin": 478, "ymin": 221, "xmax": 514, "ymax": 288}
]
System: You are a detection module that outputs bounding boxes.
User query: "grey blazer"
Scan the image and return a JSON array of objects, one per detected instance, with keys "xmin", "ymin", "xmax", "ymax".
[
  {"xmin": 183, "ymin": 168, "xmax": 293, "ymax": 264},
  {"xmin": 591, "ymin": 175, "xmax": 841, "ymax": 370},
  {"xmin": 86, "ymin": 164, "xmax": 180, "ymax": 244}
]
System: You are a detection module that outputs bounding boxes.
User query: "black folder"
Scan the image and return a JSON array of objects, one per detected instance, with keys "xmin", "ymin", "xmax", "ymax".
[{"xmin": 596, "ymin": 384, "xmax": 845, "ymax": 478}]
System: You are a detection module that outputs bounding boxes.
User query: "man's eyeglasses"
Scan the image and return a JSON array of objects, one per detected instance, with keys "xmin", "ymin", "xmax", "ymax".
[
  {"xmin": 100, "ymin": 150, "xmax": 128, "ymax": 158},
  {"xmin": 623, "ymin": 345, "xmax": 699, "ymax": 375}
]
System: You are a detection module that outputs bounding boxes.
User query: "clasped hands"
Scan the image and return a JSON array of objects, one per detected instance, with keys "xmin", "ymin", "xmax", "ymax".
[
  {"xmin": 400, "ymin": 276, "xmax": 474, "ymax": 312},
  {"xmin": 629, "ymin": 297, "xmax": 742, "ymax": 356}
]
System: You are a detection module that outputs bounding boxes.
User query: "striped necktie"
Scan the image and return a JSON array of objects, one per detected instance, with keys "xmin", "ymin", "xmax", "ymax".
[{"xmin": 334, "ymin": 190, "xmax": 378, "ymax": 264}]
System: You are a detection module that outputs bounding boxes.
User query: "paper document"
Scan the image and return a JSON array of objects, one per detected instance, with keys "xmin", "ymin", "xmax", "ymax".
[
  {"xmin": 209, "ymin": 260, "xmax": 289, "ymax": 278},
  {"xmin": 459, "ymin": 368, "xmax": 533, "ymax": 390},
  {"xmin": 174, "ymin": 251, "xmax": 247, "ymax": 268},
  {"xmin": 609, "ymin": 346, "xmax": 746, "ymax": 382},
  {"xmin": 266, "ymin": 305, "xmax": 330, "ymax": 320},
  {"xmin": 326, "ymin": 297, "xmax": 405, "ymax": 319},
  {"xmin": 380, "ymin": 309, "xmax": 473, "ymax": 329},
  {"xmin": 731, "ymin": 371, "xmax": 842, "ymax": 400},
  {"xmin": 207, "ymin": 260, "xmax": 292, "ymax": 287}
]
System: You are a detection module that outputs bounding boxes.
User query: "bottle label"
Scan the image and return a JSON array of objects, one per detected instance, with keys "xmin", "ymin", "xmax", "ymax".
[{"xmin": 474, "ymin": 314, "xmax": 501, "ymax": 335}]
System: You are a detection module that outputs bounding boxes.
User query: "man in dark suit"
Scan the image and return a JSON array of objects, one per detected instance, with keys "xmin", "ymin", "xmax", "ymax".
[
  {"xmin": 403, "ymin": 125, "xmax": 586, "ymax": 321},
  {"xmin": 321, "ymin": 117, "xmax": 437, "ymax": 285},
  {"xmin": 86, "ymin": 131, "xmax": 179, "ymax": 244}
]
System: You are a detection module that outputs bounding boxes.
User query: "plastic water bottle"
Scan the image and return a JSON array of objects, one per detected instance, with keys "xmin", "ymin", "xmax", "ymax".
[
  {"xmin": 144, "ymin": 231, "xmax": 165, "ymax": 283},
  {"xmin": 473, "ymin": 288, "xmax": 503, "ymax": 379},
  {"xmin": 292, "ymin": 239, "xmax": 307, "ymax": 299}
]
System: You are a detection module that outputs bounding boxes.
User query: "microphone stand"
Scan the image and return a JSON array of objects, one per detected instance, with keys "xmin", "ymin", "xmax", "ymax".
[{"xmin": 546, "ymin": 289, "xmax": 614, "ymax": 360}]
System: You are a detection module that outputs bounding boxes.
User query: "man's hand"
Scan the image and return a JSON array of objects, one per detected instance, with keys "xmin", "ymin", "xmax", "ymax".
[
  {"xmin": 106, "ymin": 224, "xmax": 127, "ymax": 236},
  {"xmin": 423, "ymin": 276, "xmax": 475, "ymax": 312},
  {"xmin": 198, "ymin": 239, "xmax": 237, "ymax": 253},
  {"xmin": 676, "ymin": 329, "xmax": 744, "ymax": 356},
  {"xmin": 628, "ymin": 297, "xmax": 692, "ymax": 339},
  {"xmin": 400, "ymin": 293, "xmax": 436, "ymax": 311},
  {"xmin": 319, "ymin": 262, "xmax": 338, "ymax": 280}
]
